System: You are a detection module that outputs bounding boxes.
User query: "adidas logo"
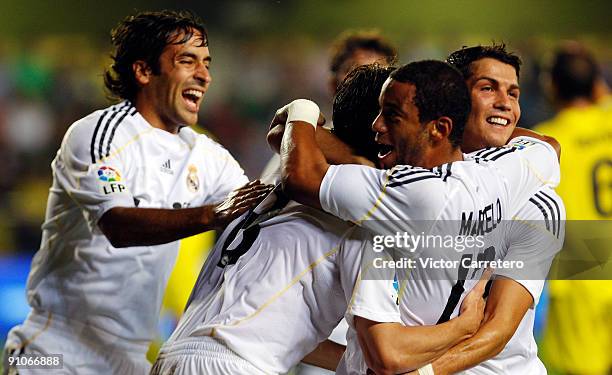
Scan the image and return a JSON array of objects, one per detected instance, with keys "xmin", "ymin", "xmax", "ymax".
[{"xmin": 160, "ymin": 159, "xmax": 173, "ymax": 175}]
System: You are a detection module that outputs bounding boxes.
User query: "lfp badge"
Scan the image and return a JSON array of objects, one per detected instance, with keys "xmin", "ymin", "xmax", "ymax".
[
  {"xmin": 98, "ymin": 166, "xmax": 122, "ymax": 182},
  {"xmin": 97, "ymin": 166, "xmax": 127, "ymax": 194}
]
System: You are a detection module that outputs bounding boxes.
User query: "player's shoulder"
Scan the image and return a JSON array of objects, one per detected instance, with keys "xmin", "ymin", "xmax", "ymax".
[
  {"xmin": 386, "ymin": 164, "xmax": 452, "ymax": 188},
  {"xmin": 467, "ymin": 136, "xmax": 553, "ymax": 162},
  {"xmin": 516, "ymin": 186, "xmax": 566, "ymax": 221},
  {"xmin": 466, "ymin": 145, "xmax": 515, "ymax": 163},
  {"xmin": 71, "ymin": 101, "xmax": 136, "ymax": 132},
  {"xmin": 512, "ymin": 186, "xmax": 565, "ymax": 239},
  {"xmin": 65, "ymin": 101, "xmax": 140, "ymax": 159},
  {"xmin": 272, "ymin": 202, "xmax": 353, "ymax": 235},
  {"xmin": 187, "ymin": 128, "xmax": 232, "ymax": 154},
  {"xmin": 384, "ymin": 164, "xmax": 452, "ymax": 210}
]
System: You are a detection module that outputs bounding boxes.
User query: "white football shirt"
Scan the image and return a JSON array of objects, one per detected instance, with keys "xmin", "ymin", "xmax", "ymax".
[
  {"xmin": 25, "ymin": 101, "xmax": 247, "ymax": 348},
  {"xmin": 466, "ymin": 185, "xmax": 564, "ymax": 375},
  {"xmin": 161, "ymin": 189, "xmax": 399, "ymax": 375},
  {"xmin": 322, "ymin": 136, "xmax": 560, "ymax": 373}
]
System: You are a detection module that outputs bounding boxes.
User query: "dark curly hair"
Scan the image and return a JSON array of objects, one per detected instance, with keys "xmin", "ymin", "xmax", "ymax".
[
  {"xmin": 103, "ymin": 10, "xmax": 208, "ymax": 102},
  {"xmin": 390, "ymin": 60, "xmax": 471, "ymax": 148},
  {"xmin": 332, "ymin": 64, "xmax": 395, "ymax": 162},
  {"xmin": 446, "ymin": 43, "xmax": 521, "ymax": 80},
  {"xmin": 329, "ymin": 30, "xmax": 397, "ymax": 75}
]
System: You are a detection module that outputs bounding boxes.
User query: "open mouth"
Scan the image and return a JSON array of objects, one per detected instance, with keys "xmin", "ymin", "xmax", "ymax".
[
  {"xmin": 486, "ymin": 116, "xmax": 510, "ymax": 126},
  {"xmin": 183, "ymin": 89, "xmax": 204, "ymax": 112},
  {"xmin": 377, "ymin": 144, "xmax": 394, "ymax": 159}
]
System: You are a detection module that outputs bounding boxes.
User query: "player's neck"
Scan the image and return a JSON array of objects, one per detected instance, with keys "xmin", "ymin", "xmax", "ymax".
[
  {"xmin": 133, "ymin": 95, "xmax": 181, "ymax": 134},
  {"xmin": 423, "ymin": 143, "xmax": 463, "ymax": 169}
]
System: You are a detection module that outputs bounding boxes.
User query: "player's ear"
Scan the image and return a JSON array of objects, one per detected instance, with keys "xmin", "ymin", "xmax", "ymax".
[
  {"xmin": 133, "ymin": 60, "xmax": 152, "ymax": 85},
  {"xmin": 430, "ymin": 116, "xmax": 453, "ymax": 141}
]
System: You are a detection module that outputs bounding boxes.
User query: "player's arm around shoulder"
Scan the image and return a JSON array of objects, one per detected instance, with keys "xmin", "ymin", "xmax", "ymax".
[
  {"xmin": 90, "ymin": 113, "xmax": 270, "ymax": 247},
  {"xmin": 355, "ymin": 273, "xmax": 490, "ymax": 375},
  {"xmin": 510, "ymin": 127, "xmax": 561, "ymax": 160},
  {"xmin": 429, "ymin": 276, "xmax": 533, "ymax": 375}
]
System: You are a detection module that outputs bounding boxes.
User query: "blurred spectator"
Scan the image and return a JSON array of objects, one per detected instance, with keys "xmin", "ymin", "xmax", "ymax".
[
  {"xmin": 261, "ymin": 29, "xmax": 397, "ymax": 184},
  {"xmin": 327, "ymin": 29, "xmax": 397, "ymax": 97},
  {"xmin": 536, "ymin": 42, "xmax": 612, "ymax": 375}
]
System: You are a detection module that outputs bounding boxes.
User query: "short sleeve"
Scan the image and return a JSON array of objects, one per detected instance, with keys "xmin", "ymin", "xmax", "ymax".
[
  {"xmin": 54, "ymin": 120, "xmax": 135, "ymax": 229},
  {"xmin": 497, "ymin": 187, "xmax": 566, "ymax": 306},
  {"xmin": 482, "ymin": 136, "xmax": 560, "ymax": 212}
]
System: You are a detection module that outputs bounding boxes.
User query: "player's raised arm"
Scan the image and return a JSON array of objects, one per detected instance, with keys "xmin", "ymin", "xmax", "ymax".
[
  {"xmin": 277, "ymin": 99, "xmax": 330, "ymax": 209},
  {"xmin": 268, "ymin": 124, "xmax": 373, "ymax": 166}
]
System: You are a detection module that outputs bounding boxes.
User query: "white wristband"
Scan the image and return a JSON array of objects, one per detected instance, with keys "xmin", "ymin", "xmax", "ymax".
[
  {"xmin": 417, "ymin": 364, "xmax": 434, "ymax": 375},
  {"xmin": 286, "ymin": 99, "xmax": 319, "ymax": 130}
]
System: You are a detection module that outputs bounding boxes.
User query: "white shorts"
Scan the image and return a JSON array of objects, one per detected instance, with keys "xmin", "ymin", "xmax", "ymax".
[
  {"xmin": 152, "ymin": 337, "xmax": 267, "ymax": 375},
  {"xmin": 3, "ymin": 310, "xmax": 150, "ymax": 375}
]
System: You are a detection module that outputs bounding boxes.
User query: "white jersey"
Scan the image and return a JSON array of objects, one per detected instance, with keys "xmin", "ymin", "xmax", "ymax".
[
  {"xmin": 321, "ymin": 137, "xmax": 560, "ymax": 373},
  {"xmin": 468, "ymin": 185, "xmax": 564, "ymax": 375},
  {"xmin": 23, "ymin": 101, "xmax": 247, "ymax": 348},
  {"xmin": 160, "ymin": 190, "xmax": 399, "ymax": 375}
]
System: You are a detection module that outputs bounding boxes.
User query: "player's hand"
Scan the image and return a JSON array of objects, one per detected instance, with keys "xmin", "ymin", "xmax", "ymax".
[
  {"xmin": 267, "ymin": 101, "xmax": 326, "ymax": 152},
  {"xmin": 212, "ymin": 180, "xmax": 274, "ymax": 229},
  {"xmin": 458, "ymin": 268, "xmax": 493, "ymax": 334},
  {"xmin": 269, "ymin": 104, "xmax": 289, "ymax": 130},
  {"xmin": 269, "ymin": 100, "xmax": 326, "ymax": 130}
]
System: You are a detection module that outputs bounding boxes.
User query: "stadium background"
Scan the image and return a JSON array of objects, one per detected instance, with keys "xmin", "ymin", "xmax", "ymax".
[{"xmin": 0, "ymin": 0, "xmax": 610, "ymax": 370}]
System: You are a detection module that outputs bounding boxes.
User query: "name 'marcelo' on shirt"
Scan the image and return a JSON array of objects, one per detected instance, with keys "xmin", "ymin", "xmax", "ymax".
[{"xmin": 323, "ymin": 136, "xmax": 561, "ymax": 374}]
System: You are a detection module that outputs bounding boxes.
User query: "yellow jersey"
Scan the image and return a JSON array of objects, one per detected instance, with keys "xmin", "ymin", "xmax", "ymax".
[{"xmin": 535, "ymin": 101, "xmax": 612, "ymax": 374}]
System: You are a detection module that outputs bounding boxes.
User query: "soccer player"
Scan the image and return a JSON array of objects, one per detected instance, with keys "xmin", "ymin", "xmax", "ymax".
[
  {"xmin": 398, "ymin": 44, "xmax": 567, "ymax": 375},
  {"xmin": 151, "ymin": 65, "xmax": 489, "ymax": 375},
  {"xmin": 536, "ymin": 44, "xmax": 612, "ymax": 375},
  {"xmin": 302, "ymin": 32, "xmax": 396, "ymax": 375},
  {"xmin": 3, "ymin": 10, "xmax": 271, "ymax": 374},
  {"xmin": 276, "ymin": 60, "xmax": 560, "ymax": 374}
]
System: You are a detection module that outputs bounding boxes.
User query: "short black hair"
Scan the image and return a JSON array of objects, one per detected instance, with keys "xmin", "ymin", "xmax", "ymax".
[
  {"xmin": 446, "ymin": 43, "xmax": 522, "ymax": 80},
  {"xmin": 329, "ymin": 30, "xmax": 397, "ymax": 74},
  {"xmin": 104, "ymin": 10, "xmax": 208, "ymax": 102},
  {"xmin": 390, "ymin": 60, "xmax": 470, "ymax": 148},
  {"xmin": 551, "ymin": 47, "xmax": 599, "ymax": 102},
  {"xmin": 332, "ymin": 64, "xmax": 395, "ymax": 161}
]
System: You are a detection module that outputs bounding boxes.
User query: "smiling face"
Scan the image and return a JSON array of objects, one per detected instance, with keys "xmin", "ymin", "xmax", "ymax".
[
  {"xmin": 372, "ymin": 79, "xmax": 429, "ymax": 169},
  {"xmin": 137, "ymin": 29, "xmax": 212, "ymax": 132},
  {"xmin": 462, "ymin": 58, "xmax": 521, "ymax": 152}
]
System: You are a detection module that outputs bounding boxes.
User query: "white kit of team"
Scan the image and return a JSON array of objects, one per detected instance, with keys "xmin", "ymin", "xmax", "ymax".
[
  {"xmin": 152, "ymin": 61, "xmax": 563, "ymax": 374},
  {"xmin": 2, "ymin": 10, "xmax": 566, "ymax": 375}
]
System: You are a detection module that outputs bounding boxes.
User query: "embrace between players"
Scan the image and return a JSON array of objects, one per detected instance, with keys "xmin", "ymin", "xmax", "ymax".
[
  {"xmin": 4, "ymin": 10, "xmax": 564, "ymax": 375},
  {"xmin": 149, "ymin": 32, "xmax": 562, "ymax": 375}
]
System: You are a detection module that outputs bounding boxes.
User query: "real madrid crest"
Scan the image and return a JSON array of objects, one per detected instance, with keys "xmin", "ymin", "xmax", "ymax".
[{"xmin": 187, "ymin": 164, "xmax": 200, "ymax": 193}]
